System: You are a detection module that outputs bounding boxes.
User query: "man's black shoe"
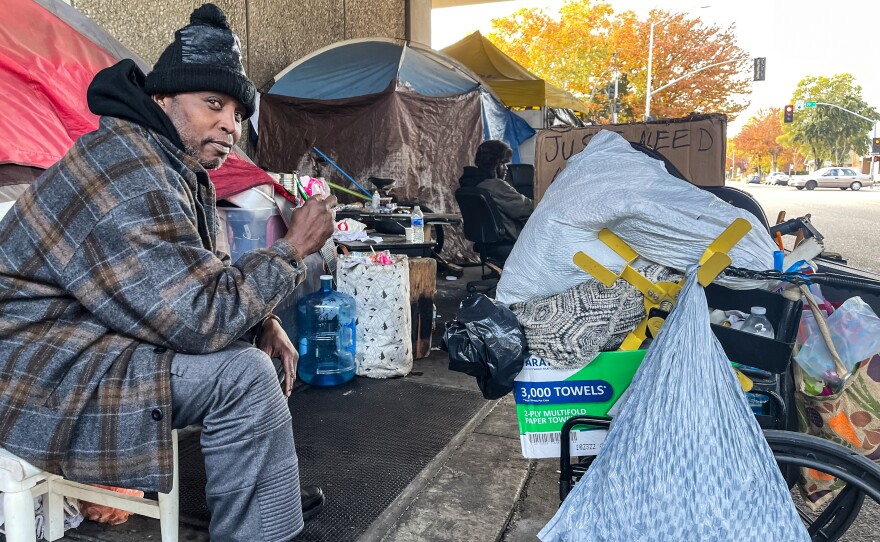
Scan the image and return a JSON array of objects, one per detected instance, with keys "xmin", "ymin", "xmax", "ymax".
[{"xmin": 301, "ymin": 485, "xmax": 325, "ymax": 521}]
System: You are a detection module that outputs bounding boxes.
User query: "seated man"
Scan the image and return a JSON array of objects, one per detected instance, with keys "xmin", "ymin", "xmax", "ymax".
[
  {"xmin": 0, "ymin": 4, "xmax": 327, "ymax": 541},
  {"xmin": 458, "ymin": 140, "xmax": 534, "ymax": 242}
]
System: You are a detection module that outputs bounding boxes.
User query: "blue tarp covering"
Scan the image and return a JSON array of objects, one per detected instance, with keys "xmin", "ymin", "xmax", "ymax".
[
  {"xmin": 481, "ymin": 90, "xmax": 536, "ymax": 164},
  {"xmin": 397, "ymin": 47, "xmax": 479, "ymax": 96}
]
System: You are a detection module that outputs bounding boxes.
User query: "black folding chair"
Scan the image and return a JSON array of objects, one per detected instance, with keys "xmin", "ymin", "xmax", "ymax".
[{"xmin": 454, "ymin": 187, "xmax": 515, "ymax": 293}]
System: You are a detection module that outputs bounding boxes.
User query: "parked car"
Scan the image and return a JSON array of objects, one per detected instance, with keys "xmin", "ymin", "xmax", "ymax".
[
  {"xmin": 789, "ymin": 167, "xmax": 873, "ymax": 190},
  {"xmin": 767, "ymin": 172, "xmax": 790, "ymax": 185},
  {"xmin": 747, "ymin": 174, "xmax": 761, "ymax": 184}
]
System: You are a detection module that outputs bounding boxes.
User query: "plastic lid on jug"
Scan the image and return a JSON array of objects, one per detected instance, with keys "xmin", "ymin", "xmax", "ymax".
[
  {"xmin": 750, "ymin": 306, "xmax": 767, "ymax": 315},
  {"xmin": 320, "ymin": 274, "xmax": 333, "ymax": 280}
]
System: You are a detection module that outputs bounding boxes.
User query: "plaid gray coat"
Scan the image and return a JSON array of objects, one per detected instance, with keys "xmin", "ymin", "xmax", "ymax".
[{"xmin": 0, "ymin": 117, "xmax": 304, "ymax": 492}]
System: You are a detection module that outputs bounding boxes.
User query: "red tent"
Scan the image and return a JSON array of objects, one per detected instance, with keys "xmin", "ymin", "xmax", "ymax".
[
  {"xmin": 0, "ymin": 0, "xmax": 271, "ymax": 202},
  {"xmin": 0, "ymin": 0, "xmax": 146, "ymax": 169}
]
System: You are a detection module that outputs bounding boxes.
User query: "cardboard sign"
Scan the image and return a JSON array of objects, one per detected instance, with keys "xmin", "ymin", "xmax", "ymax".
[{"xmin": 533, "ymin": 114, "xmax": 727, "ymax": 203}]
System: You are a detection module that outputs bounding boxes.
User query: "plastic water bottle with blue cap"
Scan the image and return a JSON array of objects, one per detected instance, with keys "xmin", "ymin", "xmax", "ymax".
[
  {"xmin": 411, "ymin": 205, "xmax": 424, "ymax": 243},
  {"xmin": 371, "ymin": 191, "xmax": 380, "ymax": 211}
]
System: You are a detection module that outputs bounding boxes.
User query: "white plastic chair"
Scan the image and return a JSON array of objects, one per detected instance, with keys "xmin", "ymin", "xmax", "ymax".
[{"xmin": 0, "ymin": 430, "xmax": 179, "ymax": 542}]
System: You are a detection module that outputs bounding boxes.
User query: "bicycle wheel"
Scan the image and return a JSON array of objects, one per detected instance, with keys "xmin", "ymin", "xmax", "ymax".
[
  {"xmin": 558, "ymin": 420, "xmax": 880, "ymax": 542},
  {"xmin": 765, "ymin": 430, "xmax": 880, "ymax": 542}
]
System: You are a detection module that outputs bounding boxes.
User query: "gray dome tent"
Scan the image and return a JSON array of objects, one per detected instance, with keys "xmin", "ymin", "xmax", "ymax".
[{"xmin": 255, "ymin": 38, "xmax": 534, "ymax": 260}]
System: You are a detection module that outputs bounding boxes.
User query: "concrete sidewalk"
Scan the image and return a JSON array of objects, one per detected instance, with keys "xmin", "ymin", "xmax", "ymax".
[
  {"xmin": 47, "ymin": 265, "xmax": 880, "ymax": 541},
  {"xmin": 61, "ymin": 371, "xmax": 548, "ymax": 542}
]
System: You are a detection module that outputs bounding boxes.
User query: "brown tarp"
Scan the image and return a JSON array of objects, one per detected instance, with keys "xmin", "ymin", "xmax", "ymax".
[{"xmin": 256, "ymin": 84, "xmax": 484, "ymax": 261}]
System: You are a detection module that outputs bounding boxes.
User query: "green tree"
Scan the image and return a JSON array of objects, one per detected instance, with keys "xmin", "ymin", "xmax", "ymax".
[
  {"xmin": 726, "ymin": 139, "xmax": 749, "ymax": 180},
  {"xmin": 781, "ymin": 74, "xmax": 878, "ymax": 168},
  {"xmin": 487, "ymin": 1, "xmax": 752, "ymax": 122}
]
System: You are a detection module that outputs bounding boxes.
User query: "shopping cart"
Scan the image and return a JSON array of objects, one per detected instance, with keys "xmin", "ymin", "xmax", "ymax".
[{"xmin": 556, "ymin": 182, "xmax": 880, "ymax": 541}]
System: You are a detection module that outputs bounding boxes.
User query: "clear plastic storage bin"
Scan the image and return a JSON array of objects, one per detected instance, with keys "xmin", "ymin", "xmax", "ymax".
[{"xmin": 217, "ymin": 206, "xmax": 285, "ymax": 263}]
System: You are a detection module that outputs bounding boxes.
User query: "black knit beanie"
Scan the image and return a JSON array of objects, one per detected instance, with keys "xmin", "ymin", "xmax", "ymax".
[{"xmin": 145, "ymin": 3, "xmax": 256, "ymax": 119}]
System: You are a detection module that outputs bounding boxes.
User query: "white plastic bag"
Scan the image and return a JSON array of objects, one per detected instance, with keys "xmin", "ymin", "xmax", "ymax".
[
  {"xmin": 0, "ymin": 494, "xmax": 83, "ymax": 540},
  {"xmin": 496, "ymin": 131, "xmax": 776, "ymax": 305},
  {"xmin": 338, "ymin": 254, "xmax": 413, "ymax": 378},
  {"xmin": 794, "ymin": 295, "xmax": 880, "ymax": 380},
  {"xmin": 538, "ymin": 267, "xmax": 808, "ymax": 542}
]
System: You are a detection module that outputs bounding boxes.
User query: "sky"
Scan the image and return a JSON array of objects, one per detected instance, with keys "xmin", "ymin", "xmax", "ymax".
[{"xmin": 432, "ymin": 0, "xmax": 880, "ymax": 136}]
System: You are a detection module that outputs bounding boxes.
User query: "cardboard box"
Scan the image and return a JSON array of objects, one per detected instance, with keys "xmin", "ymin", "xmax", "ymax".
[
  {"xmin": 532, "ymin": 114, "xmax": 727, "ymax": 203},
  {"xmin": 514, "ymin": 349, "xmax": 646, "ymax": 458}
]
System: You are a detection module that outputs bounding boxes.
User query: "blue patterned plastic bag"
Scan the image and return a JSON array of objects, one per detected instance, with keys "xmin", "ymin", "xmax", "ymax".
[{"xmin": 539, "ymin": 267, "xmax": 809, "ymax": 542}]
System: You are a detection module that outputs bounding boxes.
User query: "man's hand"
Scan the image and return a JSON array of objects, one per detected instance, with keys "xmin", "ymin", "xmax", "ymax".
[
  {"xmin": 284, "ymin": 194, "xmax": 337, "ymax": 256},
  {"xmin": 257, "ymin": 317, "xmax": 298, "ymax": 397}
]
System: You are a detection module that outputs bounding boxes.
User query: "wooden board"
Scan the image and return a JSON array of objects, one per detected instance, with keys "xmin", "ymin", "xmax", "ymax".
[{"xmin": 408, "ymin": 257, "xmax": 437, "ymax": 359}]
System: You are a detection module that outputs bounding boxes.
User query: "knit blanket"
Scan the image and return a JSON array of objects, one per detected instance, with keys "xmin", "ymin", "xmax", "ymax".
[{"xmin": 510, "ymin": 265, "xmax": 680, "ymax": 369}]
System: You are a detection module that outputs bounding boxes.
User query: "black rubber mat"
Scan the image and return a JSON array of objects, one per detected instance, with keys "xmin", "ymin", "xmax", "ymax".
[{"xmin": 177, "ymin": 376, "xmax": 487, "ymax": 541}]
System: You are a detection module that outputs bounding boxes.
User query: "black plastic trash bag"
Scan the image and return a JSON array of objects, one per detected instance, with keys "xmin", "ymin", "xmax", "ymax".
[{"xmin": 443, "ymin": 294, "xmax": 528, "ymax": 399}]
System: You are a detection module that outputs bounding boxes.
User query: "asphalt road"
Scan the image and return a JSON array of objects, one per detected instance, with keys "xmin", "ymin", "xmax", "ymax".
[
  {"xmin": 735, "ymin": 182, "xmax": 880, "ymax": 275},
  {"xmin": 736, "ymin": 181, "xmax": 880, "ymax": 541}
]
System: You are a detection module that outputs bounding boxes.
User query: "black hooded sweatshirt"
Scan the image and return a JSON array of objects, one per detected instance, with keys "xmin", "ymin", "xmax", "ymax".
[
  {"xmin": 459, "ymin": 165, "xmax": 493, "ymax": 188},
  {"xmin": 85, "ymin": 59, "xmax": 218, "ymax": 252},
  {"xmin": 87, "ymin": 59, "xmax": 184, "ymax": 152},
  {"xmin": 458, "ymin": 166, "xmax": 533, "ymax": 242}
]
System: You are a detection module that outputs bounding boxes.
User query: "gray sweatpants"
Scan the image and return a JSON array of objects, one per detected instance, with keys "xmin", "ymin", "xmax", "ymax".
[{"xmin": 170, "ymin": 341, "xmax": 303, "ymax": 542}]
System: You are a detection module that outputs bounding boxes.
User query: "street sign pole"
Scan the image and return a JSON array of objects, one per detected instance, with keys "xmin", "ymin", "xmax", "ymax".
[{"xmin": 871, "ymin": 120, "xmax": 880, "ymax": 184}]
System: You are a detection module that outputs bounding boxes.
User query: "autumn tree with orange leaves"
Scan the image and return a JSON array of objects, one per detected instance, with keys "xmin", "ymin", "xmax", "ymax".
[
  {"xmin": 733, "ymin": 108, "xmax": 785, "ymax": 174},
  {"xmin": 725, "ymin": 139, "xmax": 750, "ymax": 179},
  {"xmin": 487, "ymin": 0, "xmax": 752, "ymax": 122}
]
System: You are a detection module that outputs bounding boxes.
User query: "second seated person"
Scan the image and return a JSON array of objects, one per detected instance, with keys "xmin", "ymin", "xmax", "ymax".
[{"xmin": 458, "ymin": 140, "xmax": 534, "ymax": 242}]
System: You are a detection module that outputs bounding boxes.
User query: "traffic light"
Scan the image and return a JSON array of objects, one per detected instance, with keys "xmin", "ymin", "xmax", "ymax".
[
  {"xmin": 783, "ymin": 105, "xmax": 794, "ymax": 123},
  {"xmin": 873, "ymin": 137, "xmax": 880, "ymax": 154},
  {"xmin": 753, "ymin": 58, "xmax": 766, "ymax": 81}
]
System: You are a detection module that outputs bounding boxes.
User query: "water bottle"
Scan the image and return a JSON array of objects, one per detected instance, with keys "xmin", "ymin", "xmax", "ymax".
[
  {"xmin": 371, "ymin": 191, "xmax": 380, "ymax": 211},
  {"xmin": 296, "ymin": 275, "xmax": 357, "ymax": 386},
  {"xmin": 741, "ymin": 306, "xmax": 775, "ymax": 339},
  {"xmin": 741, "ymin": 306, "xmax": 775, "ymax": 415},
  {"xmin": 411, "ymin": 205, "xmax": 424, "ymax": 243}
]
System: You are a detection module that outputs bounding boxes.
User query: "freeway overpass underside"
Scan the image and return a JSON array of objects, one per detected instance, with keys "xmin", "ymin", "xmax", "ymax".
[{"xmin": 432, "ymin": 0, "xmax": 507, "ymax": 7}]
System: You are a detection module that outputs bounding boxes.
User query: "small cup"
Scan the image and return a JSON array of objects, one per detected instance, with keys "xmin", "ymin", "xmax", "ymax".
[{"xmin": 404, "ymin": 227, "xmax": 414, "ymax": 242}]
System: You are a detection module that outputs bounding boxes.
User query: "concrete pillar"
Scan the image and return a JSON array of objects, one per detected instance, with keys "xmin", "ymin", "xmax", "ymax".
[{"xmin": 407, "ymin": 0, "xmax": 431, "ymax": 45}]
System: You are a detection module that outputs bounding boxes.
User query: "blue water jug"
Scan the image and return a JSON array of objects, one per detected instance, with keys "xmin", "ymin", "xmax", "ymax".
[{"xmin": 296, "ymin": 275, "xmax": 357, "ymax": 386}]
